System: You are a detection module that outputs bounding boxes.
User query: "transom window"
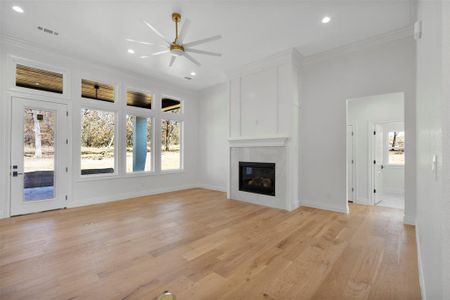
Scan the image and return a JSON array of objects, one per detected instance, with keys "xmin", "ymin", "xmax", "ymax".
[
  {"xmin": 16, "ymin": 64, "xmax": 63, "ymax": 94},
  {"xmin": 81, "ymin": 79, "xmax": 115, "ymax": 102},
  {"xmin": 127, "ymin": 90, "xmax": 152, "ymax": 109},
  {"xmin": 161, "ymin": 98, "xmax": 181, "ymax": 114}
]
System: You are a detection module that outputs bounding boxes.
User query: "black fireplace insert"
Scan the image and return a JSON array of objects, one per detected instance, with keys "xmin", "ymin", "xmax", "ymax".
[{"xmin": 239, "ymin": 162, "xmax": 275, "ymax": 196}]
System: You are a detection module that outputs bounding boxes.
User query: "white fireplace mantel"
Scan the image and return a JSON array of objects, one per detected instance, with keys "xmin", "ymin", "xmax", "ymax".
[{"xmin": 228, "ymin": 136, "xmax": 289, "ymax": 148}]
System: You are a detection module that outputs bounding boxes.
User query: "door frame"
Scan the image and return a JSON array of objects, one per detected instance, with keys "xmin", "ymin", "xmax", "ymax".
[
  {"xmin": 346, "ymin": 125, "xmax": 357, "ymax": 203},
  {"xmin": 8, "ymin": 95, "xmax": 72, "ymax": 216}
]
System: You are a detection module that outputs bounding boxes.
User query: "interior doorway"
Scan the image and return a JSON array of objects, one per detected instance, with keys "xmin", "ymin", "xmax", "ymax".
[
  {"xmin": 10, "ymin": 97, "xmax": 70, "ymax": 215},
  {"xmin": 346, "ymin": 93, "xmax": 405, "ymax": 210}
]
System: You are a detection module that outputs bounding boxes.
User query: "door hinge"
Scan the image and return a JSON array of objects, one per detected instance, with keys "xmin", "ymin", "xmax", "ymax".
[
  {"xmin": 352, "ymin": 187, "xmax": 354, "ymax": 192},
  {"xmin": 352, "ymin": 159, "xmax": 354, "ymax": 164},
  {"xmin": 374, "ymin": 189, "xmax": 377, "ymax": 194},
  {"xmin": 66, "ymin": 138, "xmax": 69, "ymax": 145},
  {"xmin": 66, "ymin": 111, "xmax": 69, "ymax": 117},
  {"xmin": 373, "ymin": 160, "xmax": 376, "ymax": 165},
  {"xmin": 65, "ymin": 195, "xmax": 68, "ymax": 200},
  {"xmin": 65, "ymin": 167, "xmax": 69, "ymax": 173},
  {"xmin": 352, "ymin": 131, "xmax": 354, "ymax": 136},
  {"xmin": 373, "ymin": 131, "xmax": 376, "ymax": 135}
]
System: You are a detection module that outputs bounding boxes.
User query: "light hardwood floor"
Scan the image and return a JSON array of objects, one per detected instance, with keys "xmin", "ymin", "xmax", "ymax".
[{"xmin": 0, "ymin": 189, "xmax": 421, "ymax": 300}]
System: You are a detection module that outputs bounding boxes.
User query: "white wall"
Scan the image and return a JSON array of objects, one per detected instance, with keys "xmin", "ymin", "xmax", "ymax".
[
  {"xmin": 198, "ymin": 83, "xmax": 229, "ymax": 191},
  {"xmin": 415, "ymin": 1, "xmax": 450, "ymax": 298},
  {"xmin": 301, "ymin": 37, "xmax": 416, "ymax": 219},
  {"xmin": 0, "ymin": 38, "xmax": 201, "ymax": 218},
  {"xmin": 347, "ymin": 93, "xmax": 404, "ymax": 204}
]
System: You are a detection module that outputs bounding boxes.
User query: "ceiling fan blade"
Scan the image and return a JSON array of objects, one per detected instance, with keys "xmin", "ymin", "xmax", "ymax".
[
  {"xmin": 185, "ymin": 48, "xmax": 222, "ymax": 57},
  {"xmin": 183, "ymin": 35, "xmax": 222, "ymax": 48},
  {"xmin": 143, "ymin": 20, "xmax": 170, "ymax": 45},
  {"xmin": 183, "ymin": 52, "xmax": 201, "ymax": 67},
  {"xmin": 178, "ymin": 19, "xmax": 191, "ymax": 44},
  {"xmin": 152, "ymin": 49, "xmax": 170, "ymax": 56},
  {"xmin": 126, "ymin": 38, "xmax": 154, "ymax": 45},
  {"xmin": 169, "ymin": 55, "xmax": 177, "ymax": 67}
]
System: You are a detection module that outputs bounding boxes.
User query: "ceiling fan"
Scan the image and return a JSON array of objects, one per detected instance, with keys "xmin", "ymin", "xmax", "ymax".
[{"xmin": 128, "ymin": 12, "xmax": 222, "ymax": 67}]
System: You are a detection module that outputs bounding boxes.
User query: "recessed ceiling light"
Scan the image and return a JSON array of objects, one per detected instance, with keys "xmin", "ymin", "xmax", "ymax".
[
  {"xmin": 140, "ymin": 55, "xmax": 149, "ymax": 59},
  {"xmin": 12, "ymin": 5, "xmax": 24, "ymax": 13},
  {"xmin": 127, "ymin": 49, "xmax": 135, "ymax": 54},
  {"xmin": 190, "ymin": 71, "xmax": 196, "ymax": 76},
  {"xmin": 321, "ymin": 16, "xmax": 331, "ymax": 24}
]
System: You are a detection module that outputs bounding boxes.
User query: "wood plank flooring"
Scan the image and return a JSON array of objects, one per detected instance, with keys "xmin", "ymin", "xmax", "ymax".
[{"xmin": 0, "ymin": 189, "xmax": 421, "ymax": 300}]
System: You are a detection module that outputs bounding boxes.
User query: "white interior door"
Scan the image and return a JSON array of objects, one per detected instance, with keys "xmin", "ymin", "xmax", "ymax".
[
  {"xmin": 10, "ymin": 97, "xmax": 69, "ymax": 216},
  {"xmin": 373, "ymin": 124, "xmax": 384, "ymax": 205},
  {"xmin": 347, "ymin": 125, "xmax": 355, "ymax": 202}
]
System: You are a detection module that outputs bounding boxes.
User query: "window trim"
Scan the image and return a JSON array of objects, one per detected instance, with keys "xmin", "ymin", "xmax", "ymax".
[
  {"xmin": 9, "ymin": 55, "xmax": 71, "ymax": 99},
  {"xmin": 160, "ymin": 119, "xmax": 184, "ymax": 172},
  {"xmin": 79, "ymin": 107, "xmax": 119, "ymax": 180}
]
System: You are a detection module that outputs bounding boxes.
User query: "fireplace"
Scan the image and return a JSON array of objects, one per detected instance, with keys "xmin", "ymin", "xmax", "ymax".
[{"xmin": 239, "ymin": 162, "xmax": 275, "ymax": 196}]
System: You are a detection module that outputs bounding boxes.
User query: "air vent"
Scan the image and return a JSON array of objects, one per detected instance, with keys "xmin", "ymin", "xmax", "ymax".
[
  {"xmin": 37, "ymin": 26, "xmax": 59, "ymax": 36},
  {"xmin": 184, "ymin": 76, "xmax": 192, "ymax": 80}
]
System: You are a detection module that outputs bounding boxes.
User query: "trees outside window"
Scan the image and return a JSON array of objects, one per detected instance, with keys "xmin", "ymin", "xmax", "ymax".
[
  {"xmin": 161, "ymin": 120, "xmax": 181, "ymax": 170},
  {"xmin": 80, "ymin": 109, "xmax": 115, "ymax": 175}
]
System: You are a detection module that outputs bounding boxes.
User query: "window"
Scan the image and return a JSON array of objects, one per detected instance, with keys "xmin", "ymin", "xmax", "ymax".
[
  {"xmin": 126, "ymin": 115, "xmax": 152, "ymax": 173},
  {"xmin": 80, "ymin": 109, "xmax": 115, "ymax": 175},
  {"xmin": 127, "ymin": 90, "xmax": 152, "ymax": 109},
  {"xmin": 161, "ymin": 120, "xmax": 181, "ymax": 170},
  {"xmin": 161, "ymin": 98, "xmax": 181, "ymax": 114},
  {"xmin": 16, "ymin": 64, "xmax": 63, "ymax": 94},
  {"xmin": 81, "ymin": 79, "xmax": 115, "ymax": 102},
  {"xmin": 387, "ymin": 131, "xmax": 405, "ymax": 165}
]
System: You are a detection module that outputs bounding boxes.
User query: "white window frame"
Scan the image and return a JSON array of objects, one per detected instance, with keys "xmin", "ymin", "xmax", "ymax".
[
  {"xmin": 8, "ymin": 55, "xmax": 71, "ymax": 100},
  {"xmin": 383, "ymin": 122, "xmax": 405, "ymax": 167},
  {"xmin": 78, "ymin": 106, "xmax": 119, "ymax": 180},
  {"xmin": 159, "ymin": 94, "xmax": 184, "ymax": 173}
]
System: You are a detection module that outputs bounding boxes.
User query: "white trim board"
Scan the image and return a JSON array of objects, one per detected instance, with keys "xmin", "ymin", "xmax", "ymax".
[
  {"xmin": 415, "ymin": 224, "xmax": 427, "ymax": 300},
  {"xmin": 68, "ymin": 185, "xmax": 198, "ymax": 208},
  {"xmin": 300, "ymin": 200, "xmax": 349, "ymax": 214}
]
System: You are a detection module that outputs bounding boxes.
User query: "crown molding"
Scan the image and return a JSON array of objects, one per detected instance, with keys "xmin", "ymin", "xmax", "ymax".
[{"xmin": 301, "ymin": 25, "xmax": 414, "ymax": 65}]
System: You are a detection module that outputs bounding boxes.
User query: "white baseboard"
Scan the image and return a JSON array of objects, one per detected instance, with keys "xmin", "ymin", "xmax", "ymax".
[
  {"xmin": 196, "ymin": 184, "xmax": 227, "ymax": 193},
  {"xmin": 355, "ymin": 198, "xmax": 372, "ymax": 205},
  {"xmin": 403, "ymin": 214, "xmax": 416, "ymax": 225},
  {"xmin": 68, "ymin": 184, "xmax": 198, "ymax": 208},
  {"xmin": 415, "ymin": 223, "xmax": 427, "ymax": 300},
  {"xmin": 300, "ymin": 200, "xmax": 349, "ymax": 214}
]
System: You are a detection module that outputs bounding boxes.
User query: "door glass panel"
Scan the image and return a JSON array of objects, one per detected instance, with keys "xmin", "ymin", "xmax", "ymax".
[{"xmin": 23, "ymin": 108, "xmax": 56, "ymax": 201}]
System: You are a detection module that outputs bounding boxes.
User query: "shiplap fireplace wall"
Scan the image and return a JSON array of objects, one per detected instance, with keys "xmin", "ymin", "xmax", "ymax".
[{"xmin": 226, "ymin": 49, "xmax": 302, "ymax": 211}]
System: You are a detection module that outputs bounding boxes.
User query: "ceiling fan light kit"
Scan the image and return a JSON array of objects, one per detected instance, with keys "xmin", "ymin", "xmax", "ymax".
[{"xmin": 130, "ymin": 12, "xmax": 222, "ymax": 67}]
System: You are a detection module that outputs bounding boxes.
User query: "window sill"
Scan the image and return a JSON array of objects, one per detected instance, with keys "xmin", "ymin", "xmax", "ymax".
[{"xmin": 77, "ymin": 173, "xmax": 119, "ymax": 182}]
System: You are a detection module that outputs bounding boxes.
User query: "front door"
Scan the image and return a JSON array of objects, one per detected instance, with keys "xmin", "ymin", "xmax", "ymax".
[{"xmin": 10, "ymin": 97, "xmax": 69, "ymax": 215}]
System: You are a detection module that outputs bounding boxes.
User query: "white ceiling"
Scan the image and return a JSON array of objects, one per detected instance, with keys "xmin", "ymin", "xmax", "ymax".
[{"xmin": 0, "ymin": 1, "xmax": 414, "ymax": 90}]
